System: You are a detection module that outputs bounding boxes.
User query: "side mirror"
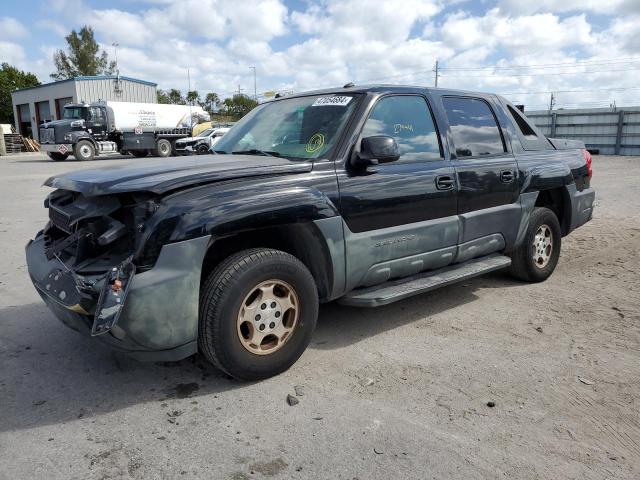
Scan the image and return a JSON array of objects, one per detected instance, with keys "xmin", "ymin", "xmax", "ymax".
[{"xmin": 352, "ymin": 135, "xmax": 400, "ymax": 168}]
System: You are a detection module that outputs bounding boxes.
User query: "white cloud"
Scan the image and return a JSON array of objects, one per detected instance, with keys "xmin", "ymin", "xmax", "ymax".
[
  {"xmin": 90, "ymin": 10, "xmax": 153, "ymax": 45},
  {"xmin": 36, "ymin": 20, "xmax": 69, "ymax": 37},
  {"xmin": 593, "ymin": 15, "xmax": 640, "ymax": 53},
  {"xmin": 8, "ymin": 0, "xmax": 640, "ymax": 110},
  {"xmin": 0, "ymin": 41, "xmax": 26, "ymax": 64},
  {"xmin": 497, "ymin": 0, "xmax": 640, "ymax": 15},
  {"xmin": 0, "ymin": 17, "xmax": 28, "ymax": 40},
  {"xmin": 440, "ymin": 9, "xmax": 593, "ymax": 55}
]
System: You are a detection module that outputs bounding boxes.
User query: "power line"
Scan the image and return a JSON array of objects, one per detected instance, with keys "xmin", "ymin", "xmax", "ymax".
[
  {"xmin": 525, "ymin": 99, "xmax": 640, "ymax": 109},
  {"xmin": 347, "ymin": 57, "xmax": 640, "ymax": 85},
  {"xmin": 439, "ymin": 67, "xmax": 640, "ymax": 78},
  {"xmin": 439, "ymin": 57, "xmax": 640, "ymax": 72},
  {"xmin": 500, "ymin": 86, "xmax": 640, "ymax": 96}
]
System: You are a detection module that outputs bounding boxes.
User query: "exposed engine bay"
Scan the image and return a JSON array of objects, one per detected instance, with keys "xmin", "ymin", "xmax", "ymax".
[{"xmin": 38, "ymin": 189, "xmax": 158, "ymax": 334}]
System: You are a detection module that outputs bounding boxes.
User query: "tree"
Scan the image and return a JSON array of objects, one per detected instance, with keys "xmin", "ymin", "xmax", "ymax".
[
  {"xmin": 156, "ymin": 89, "xmax": 170, "ymax": 104},
  {"xmin": 168, "ymin": 88, "xmax": 186, "ymax": 105},
  {"xmin": 202, "ymin": 92, "xmax": 220, "ymax": 113},
  {"xmin": 186, "ymin": 90, "xmax": 200, "ymax": 105},
  {"xmin": 221, "ymin": 94, "xmax": 259, "ymax": 120},
  {"xmin": 51, "ymin": 26, "xmax": 116, "ymax": 80},
  {"xmin": 0, "ymin": 63, "xmax": 40, "ymax": 124}
]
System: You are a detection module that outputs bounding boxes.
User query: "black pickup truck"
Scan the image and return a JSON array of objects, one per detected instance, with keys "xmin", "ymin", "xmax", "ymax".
[{"xmin": 26, "ymin": 85, "xmax": 595, "ymax": 380}]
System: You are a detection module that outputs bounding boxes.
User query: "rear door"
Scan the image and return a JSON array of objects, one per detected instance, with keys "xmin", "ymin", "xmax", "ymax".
[
  {"xmin": 336, "ymin": 93, "xmax": 459, "ymax": 289},
  {"xmin": 440, "ymin": 95, "xmax": 521, "ymax": 261}
]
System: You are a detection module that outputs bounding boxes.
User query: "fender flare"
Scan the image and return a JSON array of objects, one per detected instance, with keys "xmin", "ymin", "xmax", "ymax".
[{"xmin": 139, "ymin": 185, "xmax": 345, "ymax": 300}]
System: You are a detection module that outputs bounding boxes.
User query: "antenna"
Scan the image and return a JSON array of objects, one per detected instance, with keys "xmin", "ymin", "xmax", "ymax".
[
  {"xmin": 187, "ymin": 68, "xmax": 193, "ymax": 127},
  {"xmin": 249, "ymin": 66, "xmax": 257, "ymax": 101},
  {"xmin": 112, "ymin": 42, "xmax": 122, "ymax": 94},
  {"xmin": 433, "ymin": 60, "xmax": 440, "ymax": 88}
]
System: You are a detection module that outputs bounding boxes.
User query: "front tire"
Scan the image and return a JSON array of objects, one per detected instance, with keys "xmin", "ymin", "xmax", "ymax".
[
  {"xmin": 196, "ymin": 144, "xmax": 210, "ymax": 155},
  {"xmin": 510, "ymin": 207, "xmax": 561, "ymax": 282},
  {"xmin": 47, "ymin": 152, "xmax": 69, "ymax": 161},
  {"xmin": 73, "ymin": 140, "xmax": 95, "ymax": 161},
  {"xmin": 199, "ymin": 248, "xmax": 318, "ymax": 381},
  {"xmin": 154, "ymin": 138, "xmax": 172, "ymax": 157}
]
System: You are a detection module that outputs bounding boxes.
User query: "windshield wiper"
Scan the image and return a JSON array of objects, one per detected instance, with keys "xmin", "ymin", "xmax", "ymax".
[{"xmin": 232, "ymin": 149, "xmax": 281, "ymax": 157}]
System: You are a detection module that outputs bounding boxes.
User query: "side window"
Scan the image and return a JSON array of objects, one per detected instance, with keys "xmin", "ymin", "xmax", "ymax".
[
  {"xmin": 442, "ymin": 97, "xmax": 505, "ymax": 157},
  {"xmin": 90, "ymin": 107, "xmax": 105, "ymax": 124},
  {"xmin": 507, "ymin": 105, "xmax": 538, "ymax": 140},
  {"xmin": 362, "ymin": 95, "xmax": 442, "ymax": 161}
]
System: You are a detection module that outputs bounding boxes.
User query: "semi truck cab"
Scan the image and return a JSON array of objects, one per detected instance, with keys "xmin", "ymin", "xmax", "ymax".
[{"xmin": 40, "ymin": 103, "xmax": 119, "ymax": 161}]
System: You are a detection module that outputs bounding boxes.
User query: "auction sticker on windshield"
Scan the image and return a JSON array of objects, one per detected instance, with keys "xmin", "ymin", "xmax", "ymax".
[{"xmin": 312, "ymin": 96, "xmax": 352, "ymax": 107}]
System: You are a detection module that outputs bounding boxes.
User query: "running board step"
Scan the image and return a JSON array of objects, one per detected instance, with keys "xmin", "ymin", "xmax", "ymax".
[{"xmin": 339, "ymin": 254, "xmax": 511, "ymax": 307}]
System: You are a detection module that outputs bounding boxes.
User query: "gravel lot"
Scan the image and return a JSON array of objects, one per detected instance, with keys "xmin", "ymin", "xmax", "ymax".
[{"xmin": 0, "ymin": 153, "xmax": 638, "ymax": 480}]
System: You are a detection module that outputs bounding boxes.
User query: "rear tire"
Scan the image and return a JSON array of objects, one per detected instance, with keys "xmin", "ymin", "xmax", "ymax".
[
  {"xmin": 73, "ymin": 140, "xmax": 95, "ymax": 161},
  {"xmin": 153, "ymin": 138, "xmax": 172, "ymax": 157},
  {"xmin": 47, "ymin": 152, "xmax": 69, "ymax": 161},
  {"xmin": 199, "ymin": 248, "xmax": 318, "ymax": 381},
  {"xmin": 509, "ymin": 207, "xmax": 561, "ymax": 282}
]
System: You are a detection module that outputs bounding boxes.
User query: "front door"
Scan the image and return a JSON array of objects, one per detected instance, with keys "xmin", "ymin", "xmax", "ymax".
[
  {"xmin": 336, "ymin": 94, "xmax": 459, "ymax": 289},
  {"xmin": 440, "ymin": 95, "xmax": 520, "ymax": 261},
  {"xmin": 89, "ymin": 106, "xmax": 108, "ymax": 140}
]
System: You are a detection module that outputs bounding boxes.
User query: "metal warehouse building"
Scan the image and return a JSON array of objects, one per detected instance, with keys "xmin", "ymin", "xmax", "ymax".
[
  {"xmin": 527, "ymin": 107, "xmax": 640, "ymax": 156},
  {"xmin": 11, "ymin": 76, "xmax": 157, "ymax": 141}
]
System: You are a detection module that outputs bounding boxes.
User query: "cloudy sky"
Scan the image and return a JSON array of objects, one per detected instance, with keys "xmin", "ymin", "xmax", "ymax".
[{"xmin": 2, "ymin": 0, "xmax": 640, "ymax": 110}]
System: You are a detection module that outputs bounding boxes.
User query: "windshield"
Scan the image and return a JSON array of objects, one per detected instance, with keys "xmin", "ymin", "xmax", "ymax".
[
  {"xmin": 213, "ymin": 94, "xmax": 360, "ymax": 160},
  {"xmin": 196, "ymin": 128, "xmax": 214, "ymax": 138},
  {"xmin": 63, "ymin": 107, "xmax": 86, "ymax": 120}
]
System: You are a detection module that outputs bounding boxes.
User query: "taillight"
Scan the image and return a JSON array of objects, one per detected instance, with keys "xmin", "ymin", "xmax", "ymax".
[{"xmin": 582, "ymin": 149, "xmax": 592, "ymax": 178}]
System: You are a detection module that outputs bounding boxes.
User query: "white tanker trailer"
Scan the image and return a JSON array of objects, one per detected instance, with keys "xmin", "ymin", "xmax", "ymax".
[{"xmin": 39, "ymin": 101, "xmax": 210, "ymax": 161}]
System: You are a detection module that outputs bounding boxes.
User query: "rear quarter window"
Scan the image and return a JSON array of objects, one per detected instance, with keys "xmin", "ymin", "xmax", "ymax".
[{"xmin": 442, "ymin": 97, "xmax": 506, "ymax": 158}]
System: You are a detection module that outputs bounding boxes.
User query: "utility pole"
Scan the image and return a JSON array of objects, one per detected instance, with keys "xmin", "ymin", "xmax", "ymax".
[
  {"xmin": 249, "ymin": 66, "xmax": 257, "ymax": 101},
  {"xmin": 112, "ymin": 42, "xmax": 119, "ymax": 75},
  {"xmin": 433, "ymin": 60, "xmax": 440, "ymax": 88},
  {"xmin": 187, "ymin": 68, "xmax": 193, "ymax": 123},
  {"xmin": 548, "ymin": 92, "xmax": 555, "ymax": 112}
]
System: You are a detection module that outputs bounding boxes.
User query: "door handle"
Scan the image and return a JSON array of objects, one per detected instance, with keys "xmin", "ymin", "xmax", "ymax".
[
  {"xmin": 436, "ymin": 175, "xmax": 455, "ymax": 190},
  {"xmin": 500, "ymin": 169, "xmax": 515, "ymax": 183}
]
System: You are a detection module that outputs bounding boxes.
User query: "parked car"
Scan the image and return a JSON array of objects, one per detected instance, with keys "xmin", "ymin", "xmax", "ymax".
[
  {"xmin": 26, "ymin": 85, "xmax": 595, "ymax": 380},
  {"xmin": 174, "ymin": 127, "xmax": 230, "ymax": 155}
]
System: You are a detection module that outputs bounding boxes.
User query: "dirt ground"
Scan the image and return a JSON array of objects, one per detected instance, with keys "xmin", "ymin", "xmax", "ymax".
[{"xmin": 0, "ymin": 153, "xmax": 638, "ymax": 480}]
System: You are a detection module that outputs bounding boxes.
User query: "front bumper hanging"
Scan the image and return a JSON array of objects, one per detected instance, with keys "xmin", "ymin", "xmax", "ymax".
[{"xmin": 26, "ymin": 233, "xmax": 211, "ymax": 361}]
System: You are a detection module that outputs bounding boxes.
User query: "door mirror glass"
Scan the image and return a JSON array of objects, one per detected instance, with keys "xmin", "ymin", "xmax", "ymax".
[{"xmin": 353, "ymin": 135, "xmax": 400, "ymax": 168}]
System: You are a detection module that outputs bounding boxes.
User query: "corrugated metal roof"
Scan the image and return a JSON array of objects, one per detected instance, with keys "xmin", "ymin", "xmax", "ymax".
[{"xmin": 13, "ymin": 75, "xmax": 157, "ymax": 93}]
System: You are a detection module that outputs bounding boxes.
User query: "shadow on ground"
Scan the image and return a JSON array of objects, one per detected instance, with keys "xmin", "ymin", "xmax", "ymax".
[
  {"xmin": 313, "ymin": 270, "xmax": 519, "ymax": 350},
  {"xmin": 0, "ymin": 270, "xmax": 519, "ymax": 433}
]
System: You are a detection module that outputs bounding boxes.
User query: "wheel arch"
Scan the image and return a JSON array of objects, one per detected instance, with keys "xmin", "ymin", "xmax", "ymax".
[
  {"xmin": 72, "ymin": 134, "xmax": 98, "ymax": 149},
  {"xmin": 534, "ymin": 186, "xmax": 572, "ymax": 236},
  {"xmin": 200, "ymin": 222, "xmax": 337, "ymax": 302}
]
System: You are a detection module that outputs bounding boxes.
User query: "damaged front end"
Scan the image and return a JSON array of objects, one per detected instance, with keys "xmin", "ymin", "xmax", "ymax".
[{"xmin": 27, "ymin": 189, "xmax": 156, "ymax": 336}]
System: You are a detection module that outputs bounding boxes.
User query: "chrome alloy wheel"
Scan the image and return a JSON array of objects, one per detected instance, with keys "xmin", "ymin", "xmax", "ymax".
[
  {"xmin": 237, "ymin": 280, "xmax": 299, "ymax": 355},
  {"xmin": 533, "ymin": 224, "xmax": 553, "ymax": 268}
]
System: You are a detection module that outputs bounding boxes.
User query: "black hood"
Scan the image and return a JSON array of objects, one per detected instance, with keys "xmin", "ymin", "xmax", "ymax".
[
  {"xmin": 42, "ymin": 119, "xmax": 74, "ymax": 128},
  {"xmin": 40, "ymin": 119, "xmax": 75, "ymax": 143},
  {"xmin": 45, "ymin": 155, "xmax": 313, "ymax": 196}
]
